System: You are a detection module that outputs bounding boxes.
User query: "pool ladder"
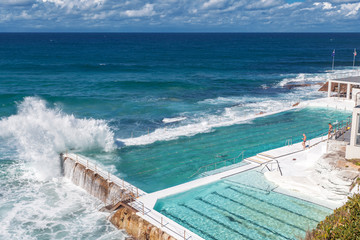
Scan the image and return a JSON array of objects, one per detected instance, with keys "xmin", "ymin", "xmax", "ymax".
[
  {"xmin": 189, "ymin": 151, "xmax": 245, "ymax": 178},
  {"xmin": 259, "ymin": 154, "xmax": 283, "ymax": 176}
]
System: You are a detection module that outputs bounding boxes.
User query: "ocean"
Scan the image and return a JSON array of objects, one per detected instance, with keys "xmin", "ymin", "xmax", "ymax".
[{"xmin": 0, "ymin": 33, "xmax": 359, "ymax": 239}]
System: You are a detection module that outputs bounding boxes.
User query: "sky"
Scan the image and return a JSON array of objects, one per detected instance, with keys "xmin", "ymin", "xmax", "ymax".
[{"xmin": 0, "ymin": 0, "xmax": 359, "ymax": 32}]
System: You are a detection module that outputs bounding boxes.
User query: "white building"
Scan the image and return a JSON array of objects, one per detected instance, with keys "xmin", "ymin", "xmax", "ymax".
[{"xmin": 324, "ymin": 76, "xmax": 360, "ymax": 159}]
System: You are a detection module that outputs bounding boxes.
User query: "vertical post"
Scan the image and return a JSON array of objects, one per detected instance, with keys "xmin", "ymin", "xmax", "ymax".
[
  {"xmin": 137, "ymin": 188, "xmax": 139, "ymax": 198},
  {"xmin": 184, "ymin": 230, "xmax": 186, "ymax": 240},
  {"xmin": 347, "ymin": 83, "xmax": 351, "ymax": 100},
  {"xmin": 338, "ymin": 82, "xmax": 340, "ymax": 98},
  {"xmin": 327, "ymin": 80, "xmax": 331, "ymax": 98},
  {"xmin": 142, "ymin": 203, "xmax": 145, "ymax": 215},
  {"xmin": 161, "ymin": 217, "xmax": 163, "ymax": 227}
]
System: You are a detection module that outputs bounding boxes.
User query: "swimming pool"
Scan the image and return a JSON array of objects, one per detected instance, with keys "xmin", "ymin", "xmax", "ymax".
[
  {"xmin": 154, "ymin": 169, "xmax": 332, "ymax": 240},
  {"xmin": 82, "ymin": 107, "xmax": 350, "ymax": 193}
]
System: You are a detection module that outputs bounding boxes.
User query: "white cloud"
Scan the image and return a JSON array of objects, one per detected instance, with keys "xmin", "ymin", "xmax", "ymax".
[
  {"xmin": 0, "ymin": 0, "xmax": 359, "ymax": 31},
  {"xmin": 0, "ymin": 0, "xmax": 34, "ymax": 5},
  {"xmin": 40, "ymin": 0, "xmax": 104, "ymax": 10},
  {"xmin": 203, "ymin": 0, "xmax": 227, "ymax": 9},
  {"xmin": 122, "ymin": 3, "xmax": 155, "ymax": 17},
  {"xmin": 339, "ymin": 2, "xmax": 360, "ymax": 17},
  {"xmin": 313, "ymin": 2, "xmax": 335, "ymax": 10},
  {"xmin": 246, "ymin": 0, "xmax": 283, "ymax": 10}
]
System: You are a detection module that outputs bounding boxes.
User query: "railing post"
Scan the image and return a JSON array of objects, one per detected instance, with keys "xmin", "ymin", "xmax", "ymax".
[
  {"xmin": 137, "ymin": 188, "xmax": 139, "ymax": 198},
  {"xmin": 184, "ymin": 230, "xmax": 186, "ymax": 240},
  {"xmin": 161, "ymin": 217, "xmax": 163, "ymax": 228}
]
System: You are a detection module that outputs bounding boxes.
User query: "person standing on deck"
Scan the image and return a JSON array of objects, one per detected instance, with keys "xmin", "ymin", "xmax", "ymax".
[
  {"xmin": 302, "ymin": 133, "xmax": 307, "ymax": 149},
  {"xmin": 328, "ymin": 123, "xmax": 333, "ymax": 139}
]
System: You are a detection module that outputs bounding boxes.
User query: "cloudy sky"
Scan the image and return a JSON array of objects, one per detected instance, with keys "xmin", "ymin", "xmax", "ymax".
[{"xmin": 0, "ymin": 0, "xmax": 359, "ymax": 32}]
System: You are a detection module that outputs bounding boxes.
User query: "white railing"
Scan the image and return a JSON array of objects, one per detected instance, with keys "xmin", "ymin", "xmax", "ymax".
[
  {"xmin": 128, "ymin": 201, "xmax": 204, "ymax": 240},
  {"xmin": 330, "ymin": 70, "xmax": 360, "ymax": 80},
  {"xmin": 63, "ymin": 152, "xmax": 147, "ymax": 197},
  {"xmin": 62, "ymin": 152, "xmax": 204, "ymax": 240}
]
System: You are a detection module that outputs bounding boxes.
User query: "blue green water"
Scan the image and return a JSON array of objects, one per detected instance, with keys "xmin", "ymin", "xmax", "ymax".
[
  {"xmin": 0, "ymin": 33, "xmax": 359, "ymax": 239},
  {"xmin": 155, "ymin": 170, "xmax": 333, "ymax": 240},
  {"xmin": 85, "ymin": 107, "xmax": 350, "ymax": 192}
]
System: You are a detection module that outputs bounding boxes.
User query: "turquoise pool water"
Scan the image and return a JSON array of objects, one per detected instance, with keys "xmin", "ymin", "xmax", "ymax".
[
  {"xmin": 154, "ymin": 169, "xmax": 333, "ymax": 240},
  {"xmin": 84, "ymin": 107, "xmax": 350, "ymax": 193}
]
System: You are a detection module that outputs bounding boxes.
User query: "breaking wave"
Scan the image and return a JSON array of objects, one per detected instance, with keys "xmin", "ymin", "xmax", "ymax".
[{"xmin": 0, "ymin": 97, "xmax": 115, "ymax": 180}]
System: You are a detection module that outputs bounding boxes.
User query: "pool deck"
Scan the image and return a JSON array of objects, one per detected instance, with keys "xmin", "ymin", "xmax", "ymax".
[
  {"xmin": 136, "ymin": 97, "xmax": 358, "ymax": 240},
  {"xmin": 63, "ymin": 97, "xmax": 356, "ymax": 240},
  {"xmin": 300, "ymin": 97, "xmax": 355, "ymax": 111},
  {"xmin": 140, "ymin": 97, "xmax": 356, "ymax": 210},
  {"xmin": 139, "ymin": 133, "xmax": 336, "ymax": 209},
  {"xmin": 139, "ymin": 162, "xmax": 259, "ymax": 208}
]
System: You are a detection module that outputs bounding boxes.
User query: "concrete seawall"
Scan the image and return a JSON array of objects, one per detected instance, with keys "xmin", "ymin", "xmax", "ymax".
[
  {"xmin": 61, "ymin": 154, "xmax": 177, "ymax": 240},
  {"xmin": 62, "ymin": 154, "xmax": 126, "ymax": 206},
  {"xmin": 110, "ymin": 208, "xmax": 176, "ymax": 240}
]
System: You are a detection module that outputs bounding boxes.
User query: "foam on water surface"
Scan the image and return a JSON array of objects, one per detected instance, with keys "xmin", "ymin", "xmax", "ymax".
[
  {"xmin": 92, "ymin": 107, "xmax": 351, "ymax": 193},
  {"xmin": 117, "ymin": 84, "xmax": 326, "ymax": 147},
  {"xmin": 0, "ymin": 160, "xmax": 126, "ymax": 240},
  {"xmin": 0, "ymin": 97, "xmax": 115, "ymax": 180},
  {"xmin": 0, "ymin": 97, "xmax": 122, "ymax": 239},
  {"xmin": 1, "ymin": 33, "xmax": 360, "ymax": 239}
]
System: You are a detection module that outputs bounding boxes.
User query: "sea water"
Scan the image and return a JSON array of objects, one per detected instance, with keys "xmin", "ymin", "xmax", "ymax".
[
  {"xmin": 84, "ymin": 107, "xmax": 350, "ymax": 192},
  {"xmin": 0, "ymin": 33, "xmax": 359, "ymax": 239}
]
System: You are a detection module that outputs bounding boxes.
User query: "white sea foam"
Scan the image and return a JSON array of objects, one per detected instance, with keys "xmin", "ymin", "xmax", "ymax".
[
  {"xmin": 277, "ymin": 68, "xmax": 360, "ymax": 87},
  {"xmin": 0, "ymin": 162, "xmax": 125, "ymax": 240},
  {"xmin": 117, "ymin": 68, "xmax": 358, "ymax": 147},
  {"xmin": 117, "ymin": 78, "xmax": 327, "ymax": 147},
  {"xmin": 0, "ymin": 97, "xmax": 121, "ymax": 239},
  {"xmin": 0, "ymin": 97, "xmax": 115, "ymax": 180},
  {"xmin": 162, "ymin": 116, "xmax": 187, "ymax": 123}
]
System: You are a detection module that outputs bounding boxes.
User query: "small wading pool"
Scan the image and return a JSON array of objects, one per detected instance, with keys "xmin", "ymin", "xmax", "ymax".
[
  {"xmin": 84, "ymin": 107, "xmax": 350, "ymax": 193},
  {"xmin": 154, "ymin": 169, "xmax": 333, "ymax": 240}
]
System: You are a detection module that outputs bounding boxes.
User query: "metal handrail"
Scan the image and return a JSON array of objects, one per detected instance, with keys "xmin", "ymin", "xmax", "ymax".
[
  {"xmin": 261, "ymin": 159, "xmax": 283, "ymax": 176},
  {"xmin": 63, "ymin": 153, "xmax": 203, "ymax": 240},
  {"xmin": 189, "ymin": 119, "xmax": 351, "ymax": 179},
  {"xmin": 285, "ymin": 139, "xmax": 292, "ymax": 146},
  {"xmin": 189, "ymin": 151, "xmax": 245, "ymax": 179},
  {"xmin": 63, "ymin": 153, "xmax": 146, "ymax": 198}
]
